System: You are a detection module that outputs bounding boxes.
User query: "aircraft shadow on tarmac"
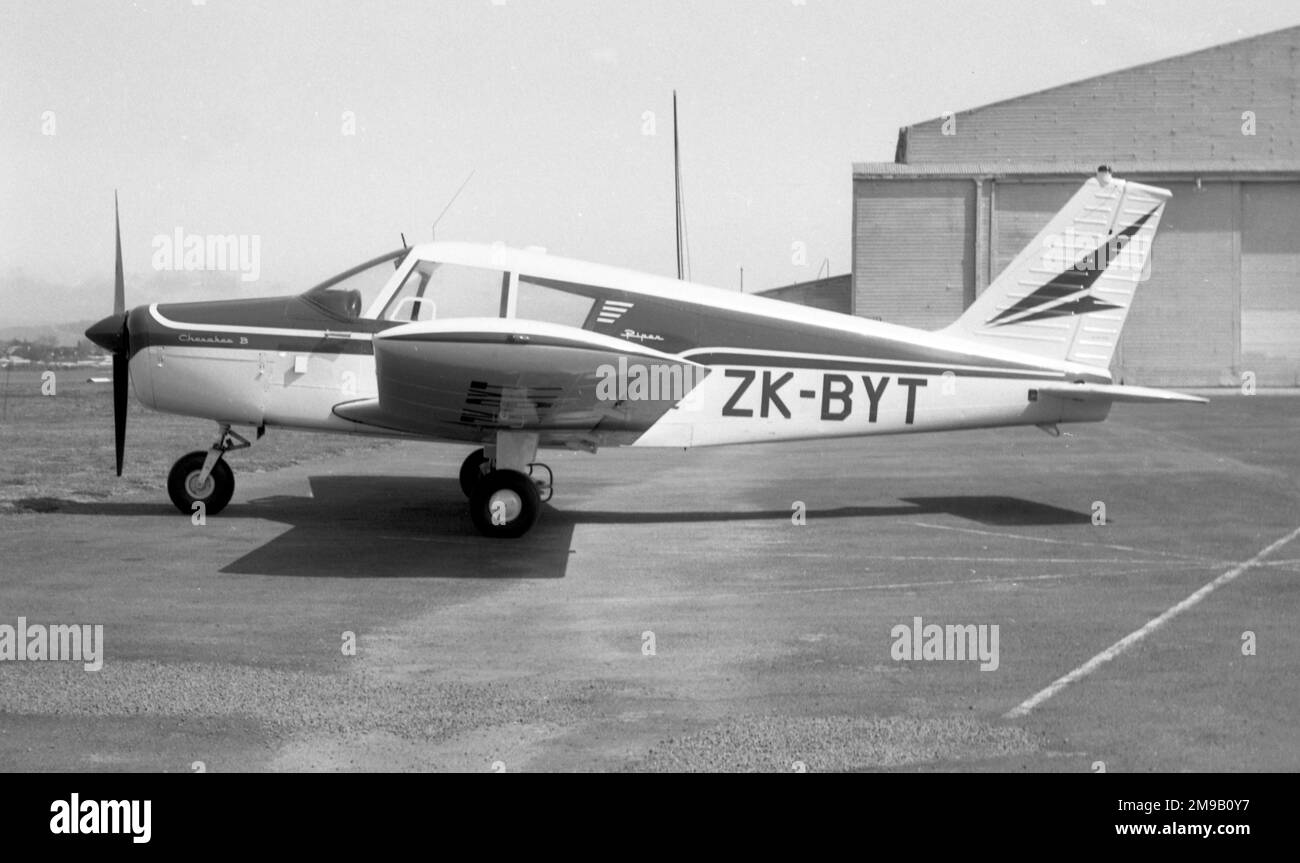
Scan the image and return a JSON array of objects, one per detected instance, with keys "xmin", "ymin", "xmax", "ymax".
[
  {"xmin": 225, "ymin": 476, "xmax": 574, "ymax": 579},
  {"xmin": 13, "ymin": 478, "xmax": 1088, "ymax": 579},
  {"xmin": 549, "ymin": 496, "xmax": 1091, "ymax": 527}
]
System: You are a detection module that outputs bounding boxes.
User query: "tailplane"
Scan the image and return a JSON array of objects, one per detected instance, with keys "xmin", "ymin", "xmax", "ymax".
[{"xmin": 942, "ymin": 169, "xmax": 1169, "ymax": 368}]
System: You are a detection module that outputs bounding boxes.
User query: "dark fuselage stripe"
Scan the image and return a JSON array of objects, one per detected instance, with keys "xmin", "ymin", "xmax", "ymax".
[{"xmin": 151, "ymin": 330, "xmax": 376, "ymax": 355}]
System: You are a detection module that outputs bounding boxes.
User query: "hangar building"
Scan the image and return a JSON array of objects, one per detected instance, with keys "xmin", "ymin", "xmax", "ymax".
[{"xmin": 852, "ymin": 25, "xmax": 1300, "ymax": 386}]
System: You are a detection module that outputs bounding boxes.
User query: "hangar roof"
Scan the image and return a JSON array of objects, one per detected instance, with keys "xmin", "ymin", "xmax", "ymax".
[
  {"xmin": 853, "ymin": 160, "xmax": 1300, "ymax": 180},
  {"xmin": 890, "ymin": 25, "xmax": 1300, "ymax": 166}
]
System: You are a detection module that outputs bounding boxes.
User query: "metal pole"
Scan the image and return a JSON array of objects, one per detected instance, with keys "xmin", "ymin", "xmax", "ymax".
[{"xmin": 673, "ymin": 90, "xmax": 683, "ymax": 281}]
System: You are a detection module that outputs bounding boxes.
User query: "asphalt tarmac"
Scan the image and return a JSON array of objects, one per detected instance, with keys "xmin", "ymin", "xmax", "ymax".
[{"xmin": 2, "ymin": 393, "xmax": 1297, "ymax": 771}]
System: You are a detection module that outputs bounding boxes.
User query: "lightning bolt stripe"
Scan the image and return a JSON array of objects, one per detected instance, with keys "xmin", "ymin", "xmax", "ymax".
[{"xmin": 987, "ymin": 207, "xmax": 1156, "ymax": 327}]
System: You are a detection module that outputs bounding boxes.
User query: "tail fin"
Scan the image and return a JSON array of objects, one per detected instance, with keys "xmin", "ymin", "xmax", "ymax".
[{"xmin": 942, "ymin": 174, "xmax": 1170, "ymax": 368}]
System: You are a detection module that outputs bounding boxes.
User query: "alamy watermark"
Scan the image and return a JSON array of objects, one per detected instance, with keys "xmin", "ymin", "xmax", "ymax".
[
  {"xmin": 595, "ymin": 356, "xmax": 708, "ymax": 403},
  {"xmin": 152, "ymin": 228, "xmax": 261, "ymax": 282},
  {"xmin": 1040, "ymin": 228, "xmax": 1152, "ymax": 281},
  {"xmin": 890, "ymin": 616, "xmax": 999, "ymax": 671},
  {"xmin": 50, "ymin": 794, "xmax": 150, "ymax": 844},
  {"xmin": 0, "ymin": 616, "xmax": 104, "ymax": 671}
]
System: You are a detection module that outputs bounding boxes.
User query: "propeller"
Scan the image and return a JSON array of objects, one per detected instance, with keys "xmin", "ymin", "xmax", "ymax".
[{"xmin": 84, "ymin": 192, "xmax": 129, "ymax": 475}]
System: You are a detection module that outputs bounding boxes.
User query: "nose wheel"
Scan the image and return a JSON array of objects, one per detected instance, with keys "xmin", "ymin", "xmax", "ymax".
[
  {"xmin": 167, "ymin": 451, "xmax": 235, "ymax": 515},
  {"xmin": 166, "ymin": 424, "xmax": 251, "ymax": 517}
]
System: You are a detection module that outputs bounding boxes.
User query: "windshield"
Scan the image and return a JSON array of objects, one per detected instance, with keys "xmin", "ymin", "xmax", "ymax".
[{"xmin": 302, "ymin": 249, "xmax": 408, "ymax": 320}]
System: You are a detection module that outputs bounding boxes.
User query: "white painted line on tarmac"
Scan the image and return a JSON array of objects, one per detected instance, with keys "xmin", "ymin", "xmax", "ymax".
[
  {"xmin": 857, "ymin": 555, "xmax": 1189, "ymax": 565},
  {"xmin": 1004, "ymin": 524, "xmax": 1300, "ymax": 720},
  {"xmin": 912, "ymin": 521, "xmax": 1225, "ymax": 564},
  {"xmin": 561, "ymin": 566, "xmax": 1179, "ymax": 606}
]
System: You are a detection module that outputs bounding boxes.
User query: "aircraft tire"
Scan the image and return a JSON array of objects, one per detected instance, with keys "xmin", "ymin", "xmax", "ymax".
[
  {"xmin": 469, "ymin": 469, "xmax": 540, "ymax": 538},
  {"xmin": 458, "ymin": 448, "xmax": 490, "ymax": 498},
  {"xmin": 167, "ymin": 451, "xmax": 235, "ymax": 517}
]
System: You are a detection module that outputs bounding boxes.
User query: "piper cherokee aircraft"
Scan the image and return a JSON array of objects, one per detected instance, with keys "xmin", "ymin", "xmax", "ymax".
[{"xmin": 86, "ymin": 169, "xmax": 1205, "ymax": 538}]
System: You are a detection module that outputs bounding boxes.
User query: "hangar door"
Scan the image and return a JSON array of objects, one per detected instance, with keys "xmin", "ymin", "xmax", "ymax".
[
  {"xmin": 1242, "ymin": 183, "xmax": 1300, "ymax": 386},
  {"xmin": 991, "ymin": 181, "xmax": 1074, "ymax": 280},
  {"xmin": 993, "ymin": 180, "xmax": 1235, "ymax": 386},
  {"xmin": 1119, "ymin": 182, "xmax": 1236, "ymax": 386},
  {"xmin": 853, "ymin": 179, "xmax": 974, "ymax": 329}
]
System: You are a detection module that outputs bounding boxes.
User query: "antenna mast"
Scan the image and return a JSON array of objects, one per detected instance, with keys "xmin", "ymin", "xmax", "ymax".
[
  {"xmin": 673, "ymin": 91, "xmax": 684, "ymax": 281},
  {"xmin": 432, "ymin": 170, "xmax": 475, "ymax": 240}
]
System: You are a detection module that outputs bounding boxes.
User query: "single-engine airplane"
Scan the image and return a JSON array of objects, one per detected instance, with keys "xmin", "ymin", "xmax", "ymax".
[{"xmin": 86, "ymin": 169, "xmax": 1205, "ymax": 538}]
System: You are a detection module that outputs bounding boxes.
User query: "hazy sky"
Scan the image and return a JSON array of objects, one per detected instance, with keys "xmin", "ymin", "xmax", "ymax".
[{"xmin": 3, "ymin": 0, "xmax": 1299, "ymax": 320}]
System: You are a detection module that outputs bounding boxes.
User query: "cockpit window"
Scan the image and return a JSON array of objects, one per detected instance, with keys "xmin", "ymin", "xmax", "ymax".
[
  {"xmin": 380, "ymin": 260, "xmax": 509, "ymax": 322},
  {"xmin": 302, "ymin": 249, "xmax": 407, "ymax": 320}
]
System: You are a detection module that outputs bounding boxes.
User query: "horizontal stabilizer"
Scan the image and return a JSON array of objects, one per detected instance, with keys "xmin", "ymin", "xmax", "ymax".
[{"xmin": 1033, "ymin": 382, "xmax": 1208, "ymax": 405}]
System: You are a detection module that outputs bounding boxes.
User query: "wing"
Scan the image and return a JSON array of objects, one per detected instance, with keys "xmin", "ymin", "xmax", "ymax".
[{"xmin": 333, "ymin": 317, "xmax": 709, "ymax": 447}]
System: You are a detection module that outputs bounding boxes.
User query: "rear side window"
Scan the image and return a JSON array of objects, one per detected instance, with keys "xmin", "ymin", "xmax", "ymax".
[{"xmin": 514, "ymin": 276, "xmax": 597, "ymax": 328}]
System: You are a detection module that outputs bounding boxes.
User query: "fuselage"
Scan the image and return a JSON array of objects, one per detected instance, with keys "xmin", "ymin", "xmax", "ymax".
[{"xmin": 120, "ymin": 242, "xmax": 1113, "ymax": 450}]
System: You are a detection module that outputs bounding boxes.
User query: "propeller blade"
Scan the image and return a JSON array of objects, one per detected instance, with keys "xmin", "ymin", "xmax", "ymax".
[
  {"xmin": 97, "ymin": 191, "xmax": 128, "ymax": 476},
  {"xmin": 114, "ymin": 191, "xmax": 125, "ymax": 315},
  {"xmin": 113, "ymin": 348, "xmax": 127, "ymax": 476}
]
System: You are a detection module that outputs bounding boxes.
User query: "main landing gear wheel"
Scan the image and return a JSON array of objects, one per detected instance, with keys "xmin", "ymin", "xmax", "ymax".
[
  {"xmin": 167, "ymin": 451, "xmax": 235, "ymax": 516},
  {"xmin": 469, "ymin": 470, "xmax": 540, "ymax": 538},
  {"xmin": 458, "ymin": 448, "xmax": 490, "ymax": 498}
]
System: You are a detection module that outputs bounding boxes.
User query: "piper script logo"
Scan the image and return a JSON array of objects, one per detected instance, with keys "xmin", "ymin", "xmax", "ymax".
[{"xmin": 50, "ymin": 794, "xmax": 151, "ymax": 844}]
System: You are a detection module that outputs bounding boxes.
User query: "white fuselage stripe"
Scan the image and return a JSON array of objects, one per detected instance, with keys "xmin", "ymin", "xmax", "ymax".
[{"xmin": 678, "ymin": 347, "xmax": 1059, "ymax": 377}]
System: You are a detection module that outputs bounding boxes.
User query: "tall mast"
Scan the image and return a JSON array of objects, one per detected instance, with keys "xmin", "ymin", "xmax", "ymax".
[{"xmin": 673, "ymin": 90, "xmax": 684, "ymax": 281}]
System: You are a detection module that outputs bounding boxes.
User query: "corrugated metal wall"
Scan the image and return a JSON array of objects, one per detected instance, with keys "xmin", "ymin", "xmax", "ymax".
[
  {"xmin": 853, "ymin": 179, "xmax": 974, "ymax": 328},
  {"xmin": 1242, "ymin": 183, "xmax": 1300, "ymax": 385},
  {"xmin": 990, "ymin": 182, "xmax": 1076, "ymax": 278},
  {"xmin": 1117, "ymin": 182, "xmax": 1237, "ymax": 385}
]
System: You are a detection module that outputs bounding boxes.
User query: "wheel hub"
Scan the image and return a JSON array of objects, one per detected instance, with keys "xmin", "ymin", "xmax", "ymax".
[
  {"xmin": 185, "ymin": 471, "xmax": 215, "ymax": 499},
  {"xmin": 487, "ymin": 488, "xmax": 523, "ymax": 524}
]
